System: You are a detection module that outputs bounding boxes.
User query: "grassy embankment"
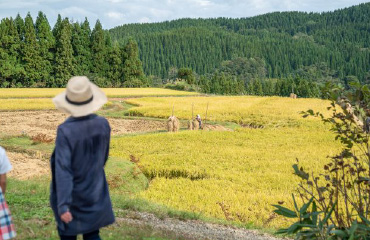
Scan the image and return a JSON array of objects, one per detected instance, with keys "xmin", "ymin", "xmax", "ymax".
[{"xmin": 3, "ymin": 136, "xmax": 195, "ymax": 239}]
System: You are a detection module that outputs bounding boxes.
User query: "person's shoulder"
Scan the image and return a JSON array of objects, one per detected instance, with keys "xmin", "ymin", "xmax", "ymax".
[
  {"xmin": 95, "ymin": 115, "xmax": 110, "ymax": 128},
  {"xmin": 57, "ymin": 116, "xmax": 73, "ymax": 128},
  {"xmin": 57, "ymin": 120, "xmax": 69, "ymax": 132},
  {"xmin": 95, "ymin": 115, "xmax": 109, "ymax": 123}
]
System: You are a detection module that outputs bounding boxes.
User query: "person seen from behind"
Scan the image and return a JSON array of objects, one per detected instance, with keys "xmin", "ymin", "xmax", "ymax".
[
  {"xmin": 196, "ymin": 114, "xmax": 202, "ymax": 129},
  {"xmin": 50, "ymin": 76, "xmax": 115, "ymax": 240},
  {"xmin": 0, "ymin": 147, "xmax": 16, "ymax": 239}
]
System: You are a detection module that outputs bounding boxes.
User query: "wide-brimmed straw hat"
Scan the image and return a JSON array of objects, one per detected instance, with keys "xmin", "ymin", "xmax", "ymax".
[{"xmin": 53, "ymin": 76, "xmax": 107, "ymax": 117}]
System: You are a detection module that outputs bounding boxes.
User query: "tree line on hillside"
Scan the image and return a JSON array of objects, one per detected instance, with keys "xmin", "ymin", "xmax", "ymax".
[
  {"xmin": 0, "ymin": 12, "xmax": 146, "ymax": 88},
  {"xmin": 0, "ymin": 4, "xmax": 369, "ymax": 99},
  {"xmin": 110, "ymin": 3, "xmax": 369, "ymax": 83},
  {"xmin": 166, "ymin": 57, "xmax": 370, "ymax": 98}
]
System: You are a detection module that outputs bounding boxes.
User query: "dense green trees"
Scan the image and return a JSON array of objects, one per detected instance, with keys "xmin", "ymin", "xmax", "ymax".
[
  {"xmin": 0, "ymin": 17, "xmax": 24, "ymax": 87},
  {"xmin": 194, "ymin": 57, "xmax": 315, "ymax": 97},
  {"xmin": 177, "ymin": 68, "xmax": 195, "ymax": 84},
  {"xmin": 23, "ymin": 13, "xmax": 42, "ymax": 87},
  {"xmin": 90, "ymin": 20, "xmax": 106, "ymax": 76},
  {"xmin": 107, "ymin": 43, "xmax": 123, "ymax": 87},
  {"xmin": 71, "ymin": 20, "xmax": 91, "ymax": 76},
  {"xmin": 110, "ymin": 3, "xmax": 369, "ymax": 84},
  {"xmin": 0, "ymin": 12, "xmax": 145, "ymax": 87},
  {"xmin": 35, "ymin": 11, "xmax": 54, "ymax": 85},
  {"xmin": 121, "ymin": 39, "xmax": 146, "ymax": 87},
  {"xmin": 54, "ymin": 18, "xmax": 74, "ymax": 87},
  {"xmin": 0, "ymin": 3, "xmax": 368, "ymax": 95}
]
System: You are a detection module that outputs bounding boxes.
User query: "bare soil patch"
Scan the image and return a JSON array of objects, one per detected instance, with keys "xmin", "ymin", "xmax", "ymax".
[
  {"xmin": 202, "ymin": 124, "xmax": 232, "ymax": 131},
  {"xmin": 108, "ymin": 118, "xmax": 165, "ymax": 135},
  {"xmin": 0, "ymin": 111, "xmax": 166, "ymax": 179},
  {"xmin": 0, "ymin": 110, "xmax": 166, "ymax": 140},
  {"xmin": 1, "ymin": 111, "xmax": 229, "ymax": 180},
  {"xmin": 7, "ymin": 151, "xmax": 49, "ymax": 180}
]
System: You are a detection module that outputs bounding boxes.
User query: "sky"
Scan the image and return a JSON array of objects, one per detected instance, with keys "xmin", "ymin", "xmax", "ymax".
[{"xmin": 0, "ymin": 0, "xmax": 367, "ymax": 29}]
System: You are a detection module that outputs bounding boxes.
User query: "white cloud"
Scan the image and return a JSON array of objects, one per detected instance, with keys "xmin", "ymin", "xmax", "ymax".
[
  {"xmin": 194, "ymin": 0, "xmax": 213, "ymax": 7},
  {"xmin": 60, "ymin": 7, "xmax": 95, "ymax": 16},
  {"xmin": 106, "ymin": 0, "xmax": 125, "ymax": 3},
  {"xmin": 106, "ymin": 11, "xmax": 125, "ymax": 20},
  {"xmin": 149, "ymin": 8, "xmax": 171, "ymax": 18},
  {"xmin": 282, "ymin": 0, "xmax": 301, "ymax": 11},
  {"xmin": 59, "ymin": 6, "xmax": 97, "ymax": 23},
  {"xmin": 138, "ymin": 17, "xmax": 151, "ymax": 23}
]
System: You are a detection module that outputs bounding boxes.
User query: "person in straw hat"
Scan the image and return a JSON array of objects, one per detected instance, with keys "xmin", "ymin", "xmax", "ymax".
[{"xmin": 50, "ymin": 76, "xmax": 114, "ymax": 240}]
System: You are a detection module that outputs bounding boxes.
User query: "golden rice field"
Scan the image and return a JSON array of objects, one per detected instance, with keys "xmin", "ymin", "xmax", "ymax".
[
  {"xmin": 0, "ymin": 98, "xmax": 55, "ymax": 111},
  {"xmin": 111, "ymin": 127, "xmax": 340, "ymax": 228},
  {"xmin": 0, "ymin": 88, "xmax": 199, "ymax": 98},
  {"xmin": 0, "ymin": 88, "xmax": 198, "ymax": 111},
  {"xmin": 127, "ymin": 96, "xmax": 330, "ymax": 127},
  {"xmin": 0, "ymin": 99, "xmax": 125, "ymax": 111},
  {"xmin": 110, "ymin": 96, "xmax": 341, "ymax": 228},
  {"xmin": 1, "ymin": 90, "xmax": 341, "ymax": 229}
]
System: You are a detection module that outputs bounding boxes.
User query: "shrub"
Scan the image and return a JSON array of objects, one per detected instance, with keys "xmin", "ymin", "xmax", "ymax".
[
  {"xmin": 164, "ymin": 79, "xmax": 196, "ymax": 92},
  {"xmin": 274, "ymin": 82, "xmax": 370, "ymax": 239}
]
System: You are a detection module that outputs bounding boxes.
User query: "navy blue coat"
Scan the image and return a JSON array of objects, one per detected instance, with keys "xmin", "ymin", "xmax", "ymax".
[{"xmin": 50, "ymin": 114, "xmax": 115, "ymax": 235}]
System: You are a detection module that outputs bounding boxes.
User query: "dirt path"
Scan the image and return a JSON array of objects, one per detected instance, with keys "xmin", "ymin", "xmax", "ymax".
[
  {"xmin": 118, "ymin": 211, "xmax": 286, "ymax": 240},
  {"xmin": 0, "ymin": 110, "xmax": 166, "ymax": 140}
]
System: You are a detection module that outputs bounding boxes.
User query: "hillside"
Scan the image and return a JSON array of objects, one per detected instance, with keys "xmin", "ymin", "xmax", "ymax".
[{"xmin": 109, "ymin": 3, "xmax": 370, "ymax": 81}]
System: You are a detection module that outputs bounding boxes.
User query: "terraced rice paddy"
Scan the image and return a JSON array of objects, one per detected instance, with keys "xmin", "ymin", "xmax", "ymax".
[{"xmin": 1, "ymin": 89, "xmax": 340, "ymax": 232}]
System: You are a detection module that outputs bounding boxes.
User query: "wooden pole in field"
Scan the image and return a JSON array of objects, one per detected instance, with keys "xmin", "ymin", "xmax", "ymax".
[
  {"xmin": 204, "ymin": 102, "xmax": 209, "ymax": 126},
  {"xmin": 192, "ymin": 103, "xmax": 194, "ymax": 120},
  {"xmin": 172, "ymin": 104, "xmax": 175, "ymax": 117}
]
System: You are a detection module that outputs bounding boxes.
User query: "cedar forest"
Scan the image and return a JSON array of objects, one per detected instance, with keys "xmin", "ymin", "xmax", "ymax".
[{"xmin": 0, "ymin": 3, "xmax": 369, "ymax": 98}]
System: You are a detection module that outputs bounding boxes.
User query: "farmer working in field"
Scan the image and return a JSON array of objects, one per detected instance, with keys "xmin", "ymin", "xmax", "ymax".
[
  {"xmin": 0, "ymin": 147, "xmax": 16, "ymax": 239},
  {"xmin": 50, "ymin": 76, "xmax": 114, "ymax": 240},
  {"xmin": 196, "ymin": 114, "xmax": 202, "ymax": 129}
]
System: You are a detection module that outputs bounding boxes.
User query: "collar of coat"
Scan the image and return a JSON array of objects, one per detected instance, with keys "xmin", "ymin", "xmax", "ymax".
[{"xmin": 66, "ymin": 114, "xmax": 97, "ymax": 123}]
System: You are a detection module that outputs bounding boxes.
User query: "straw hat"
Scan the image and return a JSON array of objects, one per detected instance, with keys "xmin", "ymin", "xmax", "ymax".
[{"xmin": 53, "ymin": 76, "xmax": 107, "ymax": 117}]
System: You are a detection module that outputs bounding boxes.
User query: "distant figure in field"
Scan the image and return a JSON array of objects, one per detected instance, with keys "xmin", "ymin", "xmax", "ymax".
[
  {"xmin": 196, "ymin": 114, "xmax": 202, "ymax": 129},
  {"xmin": 50, "ymin": 76, "xmax": 114, "ymax": 240},
  {"xmin": 0, "ymin": 147, "xmax": 16, "ymax": 239}
]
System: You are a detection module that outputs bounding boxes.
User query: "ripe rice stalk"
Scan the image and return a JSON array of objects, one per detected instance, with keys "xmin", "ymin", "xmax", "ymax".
[
  {"xmin": 125, "ymin": 96, "xmax": 331, "ymax": 128},
  {"xmin": 172, "ymin": 116, "xmax": 180, "ymax": 132},
  {"xmin": 167, "ymin": 116, "xmax": 180, "ymax": 132},
  {"xmin": 167, "ymin": 117, "xmax": 174, "ymax": 132},
  {"xmin": 188, "ymin": 120, "xmax": 193, "ymax": 130},
  {"xmin": 192, "ymin": 119, "xmax": 199, "ymax": 130}
]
